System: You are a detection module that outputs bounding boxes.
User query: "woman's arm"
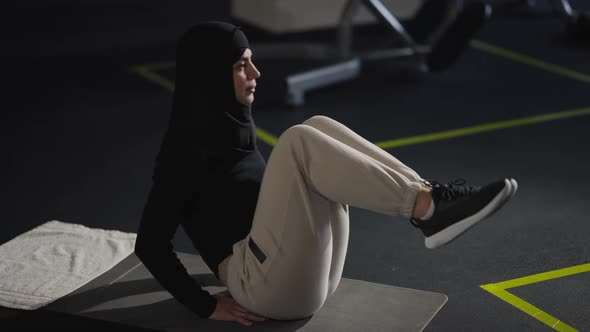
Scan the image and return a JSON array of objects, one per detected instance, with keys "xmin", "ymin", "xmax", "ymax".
[{"xmin": 134, "ymin": 179, "xmax": 216, "ymax": 319}]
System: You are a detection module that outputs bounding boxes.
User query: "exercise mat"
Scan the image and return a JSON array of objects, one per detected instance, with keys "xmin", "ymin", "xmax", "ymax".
[{"xmin": 47, "ymin": 252, "xmax": 447, "ymax": 331}]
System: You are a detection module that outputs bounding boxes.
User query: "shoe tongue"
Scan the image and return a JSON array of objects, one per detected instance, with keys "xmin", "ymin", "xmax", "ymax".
[
  {"xmin": 435, "ymin": 183, "xmax": 466, "ymax": 201},
  {"xmin": 447, "ymin": 183, "xmax": 480, "ymax": 197},
  {"xmin": 448, "ymin": 184, "xmax": 467, "ymax": 195}
]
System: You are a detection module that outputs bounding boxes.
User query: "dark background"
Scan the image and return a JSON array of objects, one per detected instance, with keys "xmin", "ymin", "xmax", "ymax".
[{"xmin": 2, "ymin": 0, "xmax": 589, "ymax": 330}]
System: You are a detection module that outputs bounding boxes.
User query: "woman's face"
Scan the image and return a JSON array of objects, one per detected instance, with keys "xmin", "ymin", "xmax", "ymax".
[{"xmin": 233, "ymin": 48, "xmax": 261, "ymax": 106}]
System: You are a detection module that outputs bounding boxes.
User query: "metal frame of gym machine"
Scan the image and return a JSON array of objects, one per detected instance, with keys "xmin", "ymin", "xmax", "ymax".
[
  {"xmin": 502, "ymin": 0, "xmax": 589, "ymax": 35},
  {"xmin": 507, "ymin": 0, "xmax": 575, "ymax": 17},
  {"xmin": 249, "ymin": 0, "xmax": 462, "ymax": 107},
  {"xmin": 528, "ymin": 0, "xmax": 590, "ymax": 28}
]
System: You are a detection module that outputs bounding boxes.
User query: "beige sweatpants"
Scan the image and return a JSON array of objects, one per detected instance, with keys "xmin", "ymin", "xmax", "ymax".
[{"xmin": 218, "ymin": 115, "xmax": 424, "ymax": 320}]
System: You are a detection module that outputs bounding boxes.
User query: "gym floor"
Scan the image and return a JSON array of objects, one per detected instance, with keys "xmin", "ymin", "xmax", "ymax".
[{"xmin": 2, "ymin": 1, "xmax": 589, "ymax": 331}]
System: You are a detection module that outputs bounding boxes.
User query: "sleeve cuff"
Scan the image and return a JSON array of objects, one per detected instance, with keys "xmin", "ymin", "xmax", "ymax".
[{"xmin": 197, "ymin": 293, "xmax": 217, "ymax": 319}]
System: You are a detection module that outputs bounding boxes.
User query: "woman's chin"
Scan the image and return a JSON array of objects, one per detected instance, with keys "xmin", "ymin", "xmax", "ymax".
[
  {"xmin": 243, "ymin": 95, "xmax": 255, "ymax": 105},
  {"xmin": 237, "ymin": 97, "xmax": 254, "ymax": 106}
]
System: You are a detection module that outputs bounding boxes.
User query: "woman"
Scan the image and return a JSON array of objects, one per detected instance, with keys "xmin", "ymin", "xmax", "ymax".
[{"xmin": 134, "ymin": 21, "xmax": 517, "ymax": 327}]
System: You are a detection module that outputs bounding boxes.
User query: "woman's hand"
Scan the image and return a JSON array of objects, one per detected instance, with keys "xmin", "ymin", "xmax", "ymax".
[{"xmin": 208, "ymin": 290, "xmax": 267, "ymax": 326}]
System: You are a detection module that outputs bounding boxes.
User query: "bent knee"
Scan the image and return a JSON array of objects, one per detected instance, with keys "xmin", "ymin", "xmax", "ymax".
[
  {"xmin": 302, "ymin": 115, "xmax": 332, "ymax": 127},
  {"xmin": 279, "ymin": 124, "xmax": 314, "ymax": 142}
]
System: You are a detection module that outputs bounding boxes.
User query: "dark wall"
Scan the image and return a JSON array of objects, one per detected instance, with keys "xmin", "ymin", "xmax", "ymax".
[{"xmin": 3, "ymin": 1, "xmax": 231, "ymax": 61}]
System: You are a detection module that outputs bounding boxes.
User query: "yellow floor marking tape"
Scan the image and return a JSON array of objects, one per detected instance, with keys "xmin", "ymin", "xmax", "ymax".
[
  {"xmin": 470, "ymin": 40, "xmax": 590, "ymax": 83},
  {"xmin": 374, "ymin": 107, "xmax": 590, "ymax": 149},
  {"xmin": 129, "ymin": 66, "xmax": 175, "ymax": 92},
  {"xmin": 481, "ymin": 262, "xmax": 590, "ymax": 331},
  {"xmin": 140, "ymin": 61, "xmax": 176, "ymax": 71},
  {"xmin": 254, "ymin": 127, "xmax": 278, "ymax": 146}
]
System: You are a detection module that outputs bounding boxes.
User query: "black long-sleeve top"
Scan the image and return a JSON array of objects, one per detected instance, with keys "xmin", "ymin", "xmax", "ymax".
[{"xmin": 134, "ymin": 107, "xmax": 266, "ymax": 319}]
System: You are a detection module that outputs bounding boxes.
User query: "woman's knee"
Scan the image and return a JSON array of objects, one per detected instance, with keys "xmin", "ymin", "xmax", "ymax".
[
  {"xmin": 275, "ymin": 125, "xmax": 319, "ymax": 158},
  {"xmin": 302, "ymin": 115, "xmax": 332, "ymax": 127},
  {"xmin": 279, "ymin": 124, "xmax": 314, "ymax": 142}
]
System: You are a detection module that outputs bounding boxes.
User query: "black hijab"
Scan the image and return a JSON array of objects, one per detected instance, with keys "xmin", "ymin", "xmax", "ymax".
[
  {"xmin": 173, "ymin": 21, "xmax": 250, "ymax": 126},
  {"xmin": 154, "ymin": 22, "xmax": 254, "ymax": 180}
]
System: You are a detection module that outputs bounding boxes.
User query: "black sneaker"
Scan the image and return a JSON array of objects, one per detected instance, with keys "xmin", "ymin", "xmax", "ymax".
[
  {"xmin": 411, "ymin": 178, "xmax": 513, "ymax": 249},
  {"xmin": 483, "ymin": 178, "xmax": 518, "ymax": 214}
]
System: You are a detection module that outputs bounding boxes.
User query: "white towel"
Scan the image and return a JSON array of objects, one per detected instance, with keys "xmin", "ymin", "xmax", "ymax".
[{"xmin": 0, "ymin": 220, "xmax": 136, "ymax": 310}]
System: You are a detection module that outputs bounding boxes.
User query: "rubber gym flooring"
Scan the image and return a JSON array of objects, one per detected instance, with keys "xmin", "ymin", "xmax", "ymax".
[{"xmin": 2, "ymin": 1, "xmax": 589, "ymax": 331}]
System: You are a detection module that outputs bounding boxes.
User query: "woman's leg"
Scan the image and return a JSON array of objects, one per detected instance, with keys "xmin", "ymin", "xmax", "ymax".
[
  {"xmin": 226, "ymin": 124, "xmax": 423, "ymax": 320},
  {"xmin": 300, "ymin": 115, "xmax": 428, "ymax": 299},
  {"xmin": 302, "ymin": 115, "xmax": 425, "ymax": 184}
]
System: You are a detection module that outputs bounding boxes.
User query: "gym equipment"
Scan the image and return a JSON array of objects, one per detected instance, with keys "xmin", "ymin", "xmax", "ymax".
[
  {"xmin": 248, "ymin": 0, "xmax": 493, "ymax": 107},
  {"xmin": 557, "ymin": 0, "xmax": 590, "ymax": 40},
  {"xmin": 499, "ymin": 0, "xmax": 590, "ymax": 41}
]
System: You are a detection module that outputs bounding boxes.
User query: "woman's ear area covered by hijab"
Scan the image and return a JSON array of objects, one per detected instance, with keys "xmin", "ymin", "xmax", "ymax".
[
  {"xmin": 170, "ymin": 21, "xmax": 253, "ymax": 127},
  {"xmin": 154, "ymin": 22, "xmax": 257, "ymax": 181}
]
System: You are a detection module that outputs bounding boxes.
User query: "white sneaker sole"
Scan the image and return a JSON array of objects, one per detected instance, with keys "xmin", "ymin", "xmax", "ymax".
[
  {"xmin": 425, "ymin": 178, "xmax": 515, "ymax": 249},
  {"xmin": 488, "ymin": 178, "xmax": 518, "ymax": 215}
]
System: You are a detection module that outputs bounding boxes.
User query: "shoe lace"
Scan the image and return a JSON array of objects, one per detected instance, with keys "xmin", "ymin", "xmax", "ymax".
[
  {"xmin": 425, "ymin": 178, "xmax": 478, "ymax": 201},
  {"xmin": 410, "ymin": 178, "xmax": 478, "ymax": 227}
]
